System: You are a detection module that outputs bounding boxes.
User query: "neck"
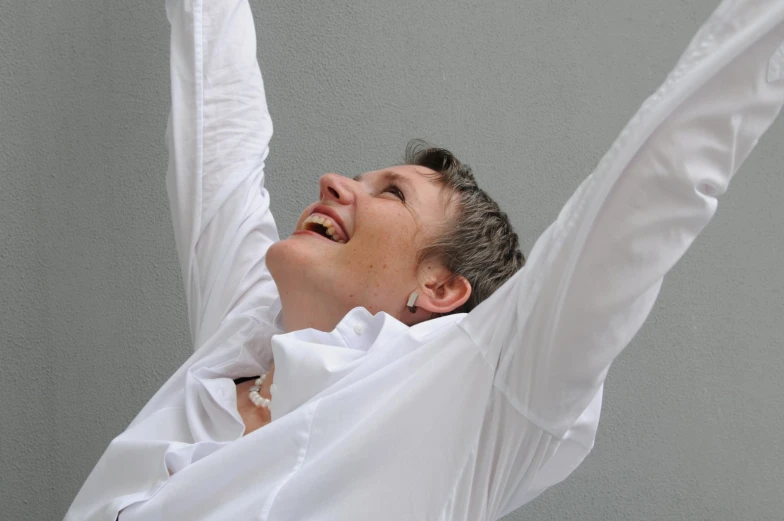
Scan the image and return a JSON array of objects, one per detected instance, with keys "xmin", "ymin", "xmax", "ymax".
[{"xmin": 279, "ymin": 289, "xmax": 351, "ymax": 333}]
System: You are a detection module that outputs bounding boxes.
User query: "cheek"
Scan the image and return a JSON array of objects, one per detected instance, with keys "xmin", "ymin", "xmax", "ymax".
[{"xmin": 357, "ymin": 219, "xmax": 420, "ymax": 278}]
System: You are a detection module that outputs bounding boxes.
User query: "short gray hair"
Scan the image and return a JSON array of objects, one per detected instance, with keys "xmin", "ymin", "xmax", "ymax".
[{"xmin": 405, "ymin": 139, "xmax": 525, "ymax": 314}]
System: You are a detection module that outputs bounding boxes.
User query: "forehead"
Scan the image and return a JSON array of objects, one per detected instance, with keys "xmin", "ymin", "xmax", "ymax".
[{"xmin": 354, "ymin": 164, "xmax": 439, "ymax": 185}]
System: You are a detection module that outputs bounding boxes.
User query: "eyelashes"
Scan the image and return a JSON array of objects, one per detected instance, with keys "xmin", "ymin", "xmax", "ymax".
[{"xmin": 382, "ymin": 184, "xmax": 406, "ymax": 202}]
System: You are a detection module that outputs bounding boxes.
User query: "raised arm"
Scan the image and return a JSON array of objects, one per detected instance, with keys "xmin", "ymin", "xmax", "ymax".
[
  {"xmin": 460, "ymin": 0, "xmax": 784, "ymax": 438},
  {"xmin": 65, "ymin": 3, "xmax": 279, "ymax": 519},
  {"xmin": 166, "ymin": 0, "xmax": 280, "ymax": 351}
]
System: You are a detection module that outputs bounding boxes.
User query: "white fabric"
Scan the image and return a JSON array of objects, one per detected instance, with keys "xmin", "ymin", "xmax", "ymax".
[{"xmin": 65, "ymin": 0, "xmax": 784, "ymax": 519}]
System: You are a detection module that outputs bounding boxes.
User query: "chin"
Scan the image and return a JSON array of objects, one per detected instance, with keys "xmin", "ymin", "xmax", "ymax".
[
  {"xmin": 267, "ymin": 238, "xmax": 302, "ymax": 280},
  {"xmin": 267, "ymin": 237, "xmax": 329, "ymax": 291}
]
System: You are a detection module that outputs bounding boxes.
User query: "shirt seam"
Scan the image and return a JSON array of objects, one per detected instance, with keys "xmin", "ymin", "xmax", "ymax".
[
  {"xmin": 436, "ymin": 442, "xmax": 481, "ymax": 521},
  {"xmin": 455, "ymin": 322, "xmax": 568, "ymax": 442},
  {"xmin": 258, "ymin": 398, "xmax": 321, "ymax": 520},
  {"xmin": 334, "ymin": 321, "xmax": 351, "ymax": 346},
  {"xmin": 455, "ymin": 322, "xmax": 496, "ymax": 374},
  {"xmin": 436, "ymin": 355, "xmax": 497, "ymax": 521}
]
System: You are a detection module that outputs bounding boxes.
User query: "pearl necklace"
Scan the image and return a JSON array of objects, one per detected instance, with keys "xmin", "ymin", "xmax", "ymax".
[{"xmin": 248, "ymin": 372, "xmax": 275, "ymax": 409}]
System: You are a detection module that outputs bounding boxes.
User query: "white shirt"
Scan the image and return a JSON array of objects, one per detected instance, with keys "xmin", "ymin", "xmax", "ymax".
[{"xmin": 65, "ymin": 0, "xmax": 784, "ymax": 519}]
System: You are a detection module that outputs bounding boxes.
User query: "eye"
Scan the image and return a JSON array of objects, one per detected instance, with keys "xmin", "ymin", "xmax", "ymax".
[{"xmin": 382, "ymin": 184, "xmax": 406, "ymax": 202}]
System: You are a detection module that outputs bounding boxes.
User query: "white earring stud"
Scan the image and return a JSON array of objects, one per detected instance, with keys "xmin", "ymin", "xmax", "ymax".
[{"xmin": 407, "ymin": 291, "xmax": 418, "ymax": 313}]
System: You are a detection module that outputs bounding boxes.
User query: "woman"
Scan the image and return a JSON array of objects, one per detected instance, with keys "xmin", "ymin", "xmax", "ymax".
[{"xmin": 66, "ymin": 0, "xmax": 784, "ymax": 519}]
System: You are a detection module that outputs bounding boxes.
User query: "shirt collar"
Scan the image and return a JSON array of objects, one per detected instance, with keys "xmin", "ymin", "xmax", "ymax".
[{"xmin": 269, "ymin": 307, "xmax": 409, "ymax": 419}]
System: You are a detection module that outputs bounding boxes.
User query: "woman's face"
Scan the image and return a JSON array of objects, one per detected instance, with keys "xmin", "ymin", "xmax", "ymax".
[{"xmin": 267, "ymin": 164, "xmax": 454, "ymax": 330}]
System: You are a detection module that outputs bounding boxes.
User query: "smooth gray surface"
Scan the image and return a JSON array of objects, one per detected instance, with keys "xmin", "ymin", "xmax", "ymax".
[{"xmin": 1, "ymin": 1, "xmax": 781, "ymax": 519}]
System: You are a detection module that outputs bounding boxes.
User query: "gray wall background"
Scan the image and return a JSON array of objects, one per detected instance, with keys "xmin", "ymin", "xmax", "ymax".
[{"xmin": 1, "ymin": 0, "xmax": 782, "ymax": 519}]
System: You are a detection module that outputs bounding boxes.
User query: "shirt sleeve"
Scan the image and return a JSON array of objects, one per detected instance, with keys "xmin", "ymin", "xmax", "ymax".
[
  {"xmin": 165, "ymin": 0, "xmax": 280, "ymax": 352},
  {"xmin": 459, "ymin": 0, "xmax": 784, "ymax": 439}
]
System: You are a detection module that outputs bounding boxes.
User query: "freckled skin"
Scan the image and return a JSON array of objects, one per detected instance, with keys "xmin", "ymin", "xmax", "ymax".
[
  {"xmin": 240, "ymin": 165, "xmax": 473, "ymax": 435},
  {"xmin": 266, "ymin": 164, "xmax": 466, "ymax": 333}
]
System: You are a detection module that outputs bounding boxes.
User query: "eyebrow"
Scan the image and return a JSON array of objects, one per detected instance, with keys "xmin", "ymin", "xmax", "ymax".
[{"xmin": 354, "ymin": 171, "xmax": 415, "ymax": 194}]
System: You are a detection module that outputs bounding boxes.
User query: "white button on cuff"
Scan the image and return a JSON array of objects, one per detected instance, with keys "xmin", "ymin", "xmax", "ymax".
[{"xmin": 353, "ymin": 323, "xmax": 365, "ymax": 335}]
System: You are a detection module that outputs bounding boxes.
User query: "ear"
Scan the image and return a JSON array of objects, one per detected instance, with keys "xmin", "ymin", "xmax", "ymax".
[{"xmin": 416, "ymin": 269, "xmax": 472, "ymax": 316}]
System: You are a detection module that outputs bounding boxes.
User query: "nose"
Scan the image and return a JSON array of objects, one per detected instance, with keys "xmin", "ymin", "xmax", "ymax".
[{"xmin": 318, "ymin": 173, "xmax": 356, "ymax": 206}]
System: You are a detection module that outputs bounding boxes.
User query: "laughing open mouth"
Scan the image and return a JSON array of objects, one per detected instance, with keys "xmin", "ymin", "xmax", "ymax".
[{"xmin": 301, "ymin": 214, "xmax": 346, "ymax": 243}]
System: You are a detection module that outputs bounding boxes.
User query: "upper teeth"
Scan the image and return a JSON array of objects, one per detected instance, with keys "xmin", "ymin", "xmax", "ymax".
[{"xmin": 302, "ymin": 214, "xmax": 346, "ymax": 243}]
